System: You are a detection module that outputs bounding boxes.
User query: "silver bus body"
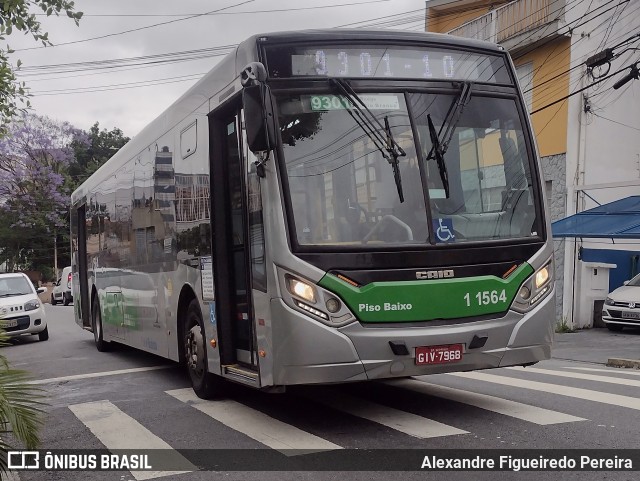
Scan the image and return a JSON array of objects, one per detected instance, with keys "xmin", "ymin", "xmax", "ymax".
[{"xmin": 71, "ymin": 30, "xmax": 554, "ymax": 397}]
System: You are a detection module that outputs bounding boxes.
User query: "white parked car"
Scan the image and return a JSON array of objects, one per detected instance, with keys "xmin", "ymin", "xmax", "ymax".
[
  {"xmin": 603, "ymin": 273, "xmax": 640, "ymax": 332},
  {"xmin": 0, "ymin": 272, "xmax": 49, "ymax": 341},
  {"xmin": 51, "ymin": 265, "xmax": 73, "ymax": 305}
]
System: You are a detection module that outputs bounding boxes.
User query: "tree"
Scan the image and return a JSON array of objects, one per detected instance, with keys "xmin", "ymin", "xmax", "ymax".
[
  {"xmin": 0, "ymin": 112, "xmax": 83, "ymax": 273},
  {"xmin": 68, "ymin": 122, "xmax": 130, "ymax": 192},
  {"xmin": 0, "ymin": 1, "xmax": 83, "ymax": 137}
]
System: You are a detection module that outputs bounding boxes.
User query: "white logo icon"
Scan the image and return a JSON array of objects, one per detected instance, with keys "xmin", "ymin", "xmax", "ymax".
[
  {"xmin": 8, "ymin": 451, "xmax": 40, "ymax": 469},
  {"xmin": 436, "ymin": 219, "xmax": 455, "ymax": 242}
]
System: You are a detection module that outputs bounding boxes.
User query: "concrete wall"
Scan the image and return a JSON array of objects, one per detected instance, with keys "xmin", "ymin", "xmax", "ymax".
[
  {"xmin": 515, "ymin": 37, "xmax": 571, "ymax": 157},
  {"xmin": 541, "ymin": 153, "xmax": 566, "ymax": 322},
  {"xmin": 581, "ymin": 248, "xmax": 640, "ymax": 291}
]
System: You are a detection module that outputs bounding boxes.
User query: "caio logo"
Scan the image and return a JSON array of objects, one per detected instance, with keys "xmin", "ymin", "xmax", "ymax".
[{"xmin": 416, "ymin": 269, "xmax": 454, "ymax": 280}]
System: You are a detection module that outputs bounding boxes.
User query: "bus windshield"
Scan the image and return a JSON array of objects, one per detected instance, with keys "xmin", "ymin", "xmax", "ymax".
[{"xmin": 277, "ymin": 90, "xmax": 538, "ymax": 248}]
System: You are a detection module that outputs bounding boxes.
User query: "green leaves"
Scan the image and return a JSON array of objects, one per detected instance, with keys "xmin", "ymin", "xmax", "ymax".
[
  {"xmin": 0, "ymin": 329, "xmax": 47, "ymax": 475},
  {"xmin": 0, "ymin": 1, "xmax": 83, "ymax": 136}
]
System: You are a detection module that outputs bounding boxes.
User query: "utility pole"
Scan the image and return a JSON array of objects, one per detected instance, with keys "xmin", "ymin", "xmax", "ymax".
[{"xmin": 54, "ymin": 229, "xmax": 58, "ymax": 277}]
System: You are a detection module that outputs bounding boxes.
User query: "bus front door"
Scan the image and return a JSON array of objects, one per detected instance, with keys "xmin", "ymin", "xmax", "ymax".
[{"xmin": 210, "ymin": 108, "xmax": 258, "ymax": 372}]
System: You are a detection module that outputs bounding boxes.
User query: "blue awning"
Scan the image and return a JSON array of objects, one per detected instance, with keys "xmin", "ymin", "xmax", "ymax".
[{"xmin": 552, "ymin": 196, "xmax": 640, "ymax": 239}]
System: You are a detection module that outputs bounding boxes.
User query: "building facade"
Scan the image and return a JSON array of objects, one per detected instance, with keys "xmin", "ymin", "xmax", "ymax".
[{"xmin": 425, "ymin": 0, "xmax": 640, "ymax": 326}]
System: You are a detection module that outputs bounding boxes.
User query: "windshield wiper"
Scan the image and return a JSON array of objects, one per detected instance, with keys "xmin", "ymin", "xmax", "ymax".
[
  {"xmin": 0, "ymin": 292, "xmax": 26, "ymax": 297},
  {"xmin": 330, "ymin": 78, "xmax": 406, "ymax": 202},
  {"xmin": 426, "ymin": 82, "xmax": 472, "ymax": 198}
]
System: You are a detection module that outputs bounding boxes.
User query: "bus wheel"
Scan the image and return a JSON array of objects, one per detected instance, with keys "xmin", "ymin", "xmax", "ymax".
[
  {"xmin": 185, "ymin": 299, "xmax": 219, "ymax": 399},
  {"xmin": 92, "ymin": 297, "xmax": 111, "ymax": 352}
]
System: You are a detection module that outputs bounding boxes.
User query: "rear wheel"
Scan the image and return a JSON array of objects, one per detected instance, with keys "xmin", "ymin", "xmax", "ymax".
[
  {"xmin": 63, "ymin": 293, "xmax": 70, "ymax": 306},
  {"xmin": 92, "ymin": 297, "xmax": 111, "ymax": 352},
  {"xmin": 184, "ymin": 299, "xmax": 221, "ymax": 399},
  {"xmin": 606, "ymin": 323, "xmax": 624, "ymax": 332},
  {"xmin": 38, "ymin": 326, "xmax": 49, "ymax": 341},
  {"xmin": 50, "ymin": 294, "xmax": 57, "ymax": 306}
]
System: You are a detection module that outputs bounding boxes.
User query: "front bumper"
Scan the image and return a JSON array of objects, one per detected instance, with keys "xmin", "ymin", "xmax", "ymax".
[
  {"xmin": 602, "ymin": 305, "xmax": 640, "ymax": 328},
  {"xmin": 268, "ymin": 287, "xmax": 555, "ymax": 386},
  {"xmin": 0, "ymin": 309, "xmax": 47, "ymax": 337}
]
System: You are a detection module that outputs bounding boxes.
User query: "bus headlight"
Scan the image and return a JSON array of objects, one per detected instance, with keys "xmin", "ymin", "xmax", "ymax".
[
  {"xmin": 512, "ymin": 259, "xmax": 554, "ymax": 313},
  {"xmin": 286, "ymin": 275, "xmax": 316, "ymax": 303},
  {"xmin": 535, "ymin": 265, "xmax": 550, "ymax": 289},
  {"xmin": 278, "ymin": 268, "xmax": 356, "ymax": 327}
]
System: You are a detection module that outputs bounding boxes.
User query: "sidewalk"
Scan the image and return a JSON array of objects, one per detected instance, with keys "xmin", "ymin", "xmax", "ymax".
[{"xmin": 552, "ymin": 327, "xmax": 640, "ymax": 367}]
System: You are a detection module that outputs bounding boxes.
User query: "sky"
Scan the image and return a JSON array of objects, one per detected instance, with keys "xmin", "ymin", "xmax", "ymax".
[{"xmin": 10, "ymin": 0, "xmax": 426, "ymax": 137}]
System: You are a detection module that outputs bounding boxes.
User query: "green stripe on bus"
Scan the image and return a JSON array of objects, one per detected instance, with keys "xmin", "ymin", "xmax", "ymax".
[{"xmin": 319, "ymin": 263, "xmax": 534, "ymax": 323}]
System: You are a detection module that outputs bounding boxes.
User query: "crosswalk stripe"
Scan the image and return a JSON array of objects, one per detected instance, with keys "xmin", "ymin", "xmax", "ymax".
[
  {"xmin": 507, "ymin": 366, "xmax": 640, "ymax": 388},
  {"xmin": 69, "ymin": 400, "xmax": 194, "ymax": 480},
  {"xmin": 165, "ymin": 388, "xmax": 341, "ymax": 455},
  {"xmin": 566, "ymin": 367, "xmax": 640, "ymax": 377},
  {"xmin": 306, "ymin": 389, "xmax": 468, "ymax": 438},
  {"xmin": 26, "ymin": 366, "xmax": 172, "ymax": 385},
  {"xmin": 386, "ymin": 379, "xmax": 585, "ymax": 425},
  {"xmin": 450, "ymin": 372, "xmax": 640, "ymax": 410}
]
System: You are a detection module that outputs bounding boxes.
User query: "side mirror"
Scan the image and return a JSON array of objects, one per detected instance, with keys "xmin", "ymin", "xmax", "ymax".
[
  {"xmin": 243, "ymin": 84, "xmax": 276, "ymax": 153},
  {"xmin": 241, "ymin": 62, "xmax": 276, "ymax": 155},
  {"xmin": 37, "ymin": 287, "xmax": 47, "ymax": 294},
  {"xmin": 623, "ymin": 280, "xmax": 629, "ymax": 285}
]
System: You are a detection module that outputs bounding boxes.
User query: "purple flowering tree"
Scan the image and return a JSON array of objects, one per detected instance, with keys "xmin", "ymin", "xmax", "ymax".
[{"xmin": 0, "ymin": 112, "xmax": 84, "ymax": 272}]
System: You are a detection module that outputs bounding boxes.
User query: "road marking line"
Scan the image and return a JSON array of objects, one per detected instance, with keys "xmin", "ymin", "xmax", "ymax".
[
  {"xmin": 166, "ymin": 388, "xmax": 341, "ymax": 455},
  {"xmin": 305, "ymin": 389, "xmax": 468, "ymax": 438},
  {"xmin": 450, "ymin": 372, "xmax": 640, "ymax": 410},
  {"xmin": 27, "ymin": 366, "xmax": 172, "ymax": 385},
  {"xmin": 565, "ymin": 367, "xmax": 640, "ymax": 377},
  {"xmin": 385, "ymin": 379, "xmax": 585, "ymax": 425},
  {"xmin": 69, "ymin": 400, "xmax": 194, "ymax": 480},
  {"xmin": 507, "ymin": 366, "xmax": 640, "ymax": 388}
]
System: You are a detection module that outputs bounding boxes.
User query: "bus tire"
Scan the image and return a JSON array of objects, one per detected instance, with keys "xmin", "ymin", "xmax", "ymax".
[
  {"xmin": 92, "ymin": 297, "xmax": 111, "ymax": 352},
  {"xmin": 184, "ymin": 299, "xmax": 220, "ymax": 399}
]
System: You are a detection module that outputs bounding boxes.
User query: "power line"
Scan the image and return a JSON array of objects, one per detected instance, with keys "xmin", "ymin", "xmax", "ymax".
[
  {"xmin": 592, "ymin": 112, "xmax": 640, "ymax": 132},
  {"xmin": 15, "ymin": 0, "xmax": 257, "ymax": 52},
  {"xmin": 514, "ymin": 1, "xmax": 639, "ymax": 109},
  {"xmin": 530, "ymin": 60, "xmax": 640, "ymax": 115},
  {"xmin": 30, "ymin": 73, "xmax": 206, "ymax": 95},
  {"xmin": 522, "ymin": 11, "xmax": 640, "ymax": 96},
  {"xmin": 43, "ymin": 1, "xmax": 392, "ymax": 17},
  {"xmin": 531, "ymin": 23, "xmax": 640, "ymax": 110}
]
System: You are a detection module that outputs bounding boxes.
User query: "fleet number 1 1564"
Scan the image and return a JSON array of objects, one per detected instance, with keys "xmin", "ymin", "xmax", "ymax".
[{"xmin": 464, "ymin": 289, "xmax": 507, "ymax": 307}]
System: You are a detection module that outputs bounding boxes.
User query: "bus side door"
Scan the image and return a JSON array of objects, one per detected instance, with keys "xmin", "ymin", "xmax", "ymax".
[{"xmin": 210, "ymin": 104, "xmax": 258, "ymax": 370}]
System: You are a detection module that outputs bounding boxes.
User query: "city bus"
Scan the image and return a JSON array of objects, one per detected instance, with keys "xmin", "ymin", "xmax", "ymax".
[{"xmin": 70, "ymin": 29, "xmax": 555, "ymax": 399}]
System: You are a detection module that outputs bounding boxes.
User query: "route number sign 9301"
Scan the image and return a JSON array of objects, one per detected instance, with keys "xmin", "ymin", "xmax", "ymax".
[{"xmin": 463, "ymin": 289, "xmax": 507, "ymax": 307}]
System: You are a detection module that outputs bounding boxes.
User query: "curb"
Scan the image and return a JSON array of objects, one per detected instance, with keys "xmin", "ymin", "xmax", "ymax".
[{"xmin": 606, "ymin": 358, "xmax": 640, "ymax": 369}]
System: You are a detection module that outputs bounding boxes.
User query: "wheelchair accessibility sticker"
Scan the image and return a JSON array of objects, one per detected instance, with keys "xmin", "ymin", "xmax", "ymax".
[{"xmin": 433, "ymin": 218, "xmax": 455, "ymax": 243}]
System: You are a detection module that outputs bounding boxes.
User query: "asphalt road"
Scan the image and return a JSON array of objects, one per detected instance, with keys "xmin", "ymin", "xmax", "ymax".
[{"xmin": 2, "ymin": 305, "xmax": 639, "ymax": 481}]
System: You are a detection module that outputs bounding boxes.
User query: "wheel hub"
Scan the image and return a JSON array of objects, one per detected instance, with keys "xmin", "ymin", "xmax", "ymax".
[{"xmin": 186, "ymin": 326, "xmax": 205, "ymax": 374}]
